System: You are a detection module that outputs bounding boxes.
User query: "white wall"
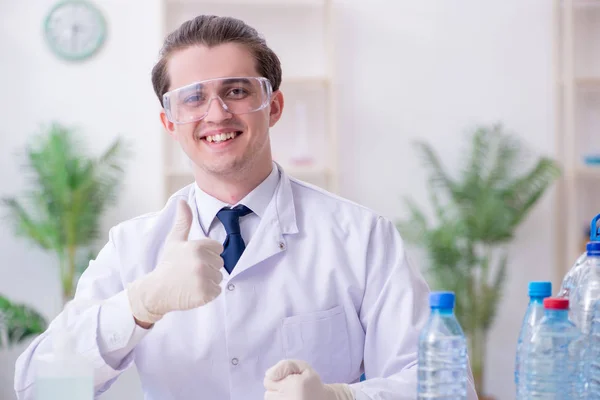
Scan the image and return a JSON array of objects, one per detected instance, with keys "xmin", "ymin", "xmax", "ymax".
[
  {"xmin": 0, "ymin": 1, "xmax": 557, "ymax": 399},
  {"xmin": 335, "ymin": 1, "xmax": 557, "ymax": 398},
  {"xmin": 0, "ymin": 0, "xmax": 163, "ymax": 398}
]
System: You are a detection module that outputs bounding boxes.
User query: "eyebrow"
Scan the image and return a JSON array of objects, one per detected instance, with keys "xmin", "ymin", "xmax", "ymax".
[
  {"xmin": 173, "ymin": 77, "xmax": 253, "ymax": 95},
  {"xmin": 220, "ymin": 78, "xmax": 252, "ymax": 85}
]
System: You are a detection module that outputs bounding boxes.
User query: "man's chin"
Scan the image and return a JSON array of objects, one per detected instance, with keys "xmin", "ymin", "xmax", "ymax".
[{"xmin": 197, "ymin": 160, "xmax": 246, "ymax": 177}]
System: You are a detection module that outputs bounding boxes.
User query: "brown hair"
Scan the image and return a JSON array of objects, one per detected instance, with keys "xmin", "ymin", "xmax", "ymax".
[{"xmin": 151, "ymin": 15, "xmax": 282, "ymax": 107}]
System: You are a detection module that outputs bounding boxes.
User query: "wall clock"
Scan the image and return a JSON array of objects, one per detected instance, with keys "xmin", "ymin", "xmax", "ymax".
[{"xmin": 44, "ymin": 0, "xmax": 107, "ymax": 61}]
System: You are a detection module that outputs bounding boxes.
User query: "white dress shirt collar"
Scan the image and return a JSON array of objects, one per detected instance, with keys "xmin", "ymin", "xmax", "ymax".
[{"xmin": 194, "ymin": 162, "xmax": 280, "ymax": 235}]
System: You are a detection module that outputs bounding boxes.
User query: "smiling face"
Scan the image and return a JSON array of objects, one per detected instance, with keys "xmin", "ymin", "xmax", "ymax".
[{"xmin": 160, "ymin": 43, "xmax": 284, "ymax": 181}]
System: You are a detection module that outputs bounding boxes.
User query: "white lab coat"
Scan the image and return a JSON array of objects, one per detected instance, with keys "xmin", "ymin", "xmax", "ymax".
[{"xmin": 14, "ymin": 164, "xmax": 478, "ymax": 400}]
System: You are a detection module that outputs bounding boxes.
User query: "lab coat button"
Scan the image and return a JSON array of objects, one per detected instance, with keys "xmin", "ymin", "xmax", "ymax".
[
  {"xmin": 227, "ymin": 283, "xmax": 235, "ymax": 291},
  {"xmin": 278, "ymin": 241, "xmax": 285, "ymax": 250},
  {"xmin": 231, "ymin": 358, "xmax": 239, "ymax": 365}
]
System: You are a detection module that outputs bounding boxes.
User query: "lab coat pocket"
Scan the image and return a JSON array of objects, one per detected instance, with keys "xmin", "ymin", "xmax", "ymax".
[{"xmin": 281, "ymin": 305, "xmax": 352, "ymax": 384}]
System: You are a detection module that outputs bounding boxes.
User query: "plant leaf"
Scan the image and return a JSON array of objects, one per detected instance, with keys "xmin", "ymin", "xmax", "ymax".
[
  {"xmin": 504, "ymin": 157, "xmax": 561, "ymax": 229},
  {"xmin": 413, "ymin": 141, "xmax": 458, "ymax": 200},
  {"xmin": 0, "ymin": 295, "xmax": 47, "ymax": 347},
  {"xmin": 0, "ymin": 122, "xmax": 131, "ymax": 300},
  {"xmin": 395, "ymin": 123, "xmax": 560, "ymax": 338},
  {"xmin": 481, "ymin": 253, "xmax": 508, "ymax": 330}
]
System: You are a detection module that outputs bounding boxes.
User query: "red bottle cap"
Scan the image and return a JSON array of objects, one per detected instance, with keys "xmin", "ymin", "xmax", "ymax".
[{"xmin": 543, "ymin": 297, "xmax": 569, "ymax": 310}]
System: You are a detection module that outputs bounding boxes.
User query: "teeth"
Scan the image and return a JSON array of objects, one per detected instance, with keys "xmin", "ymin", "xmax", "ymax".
[{"xmin": 206, "ymin": 132, "xmax": 238, "ymax": 143}]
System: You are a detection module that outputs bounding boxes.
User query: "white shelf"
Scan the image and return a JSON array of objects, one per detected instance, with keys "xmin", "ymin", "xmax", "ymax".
[
  {"xmin": 164, "ymin": 164, "xmax": 332, "ymax": 195},
  {"xmin": 166, "ymin": 164, "xmax": 330, "ymax": 178},
  {"xmin": 574, "ymin": 0, "xmax": 600, "ymax": 9},
  {"xmin": 577, "ymin": 164, "xmax": 600, "ymax": 178},
  {"xmin": 166, "ymin": 0, "xmax": 327, "ymax": 6},
  {"xmin": 560, "ymin": 77, "xmax": 600, "ymax": 89},
  {"xmin": 561, "ymin": 0, "xmax": 600, "ymax": 9},
  {"xmin": 282, "ymin": 164, "xmax": 331, "ymax": 177},
  {"xmin": 283, "ymin": 75, "xmax": 331, "ymax": 85},
  {"xmin": 576, "ymin": 77, "xmax": 600, "ymax": 91},
  {"xmin": 166, "ymin": 168, "xmax": 192, "ymax": 178},
  {"xmin": 555, "ymin": 0, "xmax": 600, "ymax": 280}
]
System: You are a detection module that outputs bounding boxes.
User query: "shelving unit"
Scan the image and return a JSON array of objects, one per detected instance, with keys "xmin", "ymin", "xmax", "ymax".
[
  {"xmin": 160, "ymin": 0, "xmax": 338, "ymax": 200},
  {"xmin": 554, "ymin": 0, "xmax": 600, "ymax": 281}
]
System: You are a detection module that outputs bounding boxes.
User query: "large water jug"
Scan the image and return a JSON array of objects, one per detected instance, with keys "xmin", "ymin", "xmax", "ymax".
[
  {"xmin": 558, "ymin": 251, "xmax": 588, "ymax": 300},
  {"xmin": 570, "ymin": 214, "xmax": 600, "ymax": 332},
  {"xmin": 589, "ymin": 301, "xmax": 600, "ymax": 398}
]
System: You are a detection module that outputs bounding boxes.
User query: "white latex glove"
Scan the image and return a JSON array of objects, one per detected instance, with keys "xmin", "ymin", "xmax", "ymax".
[
  {"xmin": 127, "ymin": 200, "xmax": 224, "ymax": 324},
  {"xmin": 264, "ymin": 359, "xmax": 354, "ymax": 400}
]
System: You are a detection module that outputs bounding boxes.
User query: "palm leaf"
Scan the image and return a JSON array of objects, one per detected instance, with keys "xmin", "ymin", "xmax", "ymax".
[
  {"xmin": 397, "ymin": 197, "xmax": 430, "ymax": 244},
  {"xmin": 413, "ymin": 141, "xmax": 458, "ymax": 200},
  {"xmin": 1, "ymin": 198, "xmax": 56, "ymax": 250},
  {"xmin": 485, "ymin": 127, "xmax": 523, "ymax": 186},
  {"xmin": 1, "ymin": 122, "xmax": 131, "ymax": 301},
  {"xmin": 460, "ymin": 125, "xmax": 493, "ymax": 190},
  {"xmin": 461, "ymin": 190, "xmax": 515, "ymax": 244},
  {"xmin": 396, "ymin": 123, "xmax": 560, "ymax": 339},
  {"xmin": 504, "ymin": 158, "xmax": 561, "ymax": 228},
  {"xmin": 0, "ymin": 295, "xmax": 47, "ymax": 347}
]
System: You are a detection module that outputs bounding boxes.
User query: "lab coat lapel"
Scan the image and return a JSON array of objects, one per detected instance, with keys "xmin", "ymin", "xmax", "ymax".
[
  {"xmin": 229, "ymin": 167, "xmax": 299, "ymax": 279},
  {"xmin": 186, "ymin": 187, "xmax": 207, "ymax": 241}
]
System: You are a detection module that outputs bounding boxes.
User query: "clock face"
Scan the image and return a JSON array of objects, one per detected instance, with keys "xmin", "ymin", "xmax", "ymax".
[{"xmin": 44, "ymin": 1, "xmax": 106, "ymax": 61}]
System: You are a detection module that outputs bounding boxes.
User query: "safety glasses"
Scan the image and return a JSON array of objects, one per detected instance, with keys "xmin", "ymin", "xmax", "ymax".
[{"xmin": 163, "ymin": 76, "xmax": 273, "ymax": 124}]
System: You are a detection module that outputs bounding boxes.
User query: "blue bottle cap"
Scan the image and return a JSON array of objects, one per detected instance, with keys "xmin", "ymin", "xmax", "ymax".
[
  {"xmin": 588, "ymin": 242, "xmax": 600, "ymax": 257},
  {"xmin": 587, "ymin": 214, "xmax": 600, "ymax": 257},
  {"xmin": 429, "ymin": 291, "xmax": 455, "ymax": 309},
  {"xmin": 528, "ymin": 281, "xmax": 552, "ymax": 297}
]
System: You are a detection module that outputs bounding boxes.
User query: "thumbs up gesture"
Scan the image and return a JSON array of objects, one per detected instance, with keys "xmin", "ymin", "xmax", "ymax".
[
  {"xmin": 128, "ymin": 200, "xmax": 225, "ymax": 324},
  {"xmin": 264, "ymin": 360, "xmax": 355, "ymax": 400}
]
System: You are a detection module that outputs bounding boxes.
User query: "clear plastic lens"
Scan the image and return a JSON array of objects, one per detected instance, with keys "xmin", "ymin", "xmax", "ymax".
[{"xmin": 163, "ymin": 76, "xmax": 272, "ymax": 124}]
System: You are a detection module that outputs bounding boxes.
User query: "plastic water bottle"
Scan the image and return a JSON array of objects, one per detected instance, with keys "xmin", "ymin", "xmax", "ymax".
[
  {"xmin": 34, "ymin": 301, "xmax": 93, "ymax": 400},
  {"xmin": 558, "ymin": 251, "xmax": 587, "ymax": 326},
  {"xmin": 523, "ymin": 297, "xmax": 584, "ymax": 399},
  {"xmin": 558, "ymin": 215, "xmax": 600, "ymax": 304},
  {"xmin": 417, "ymin": 291, "xmax": 468, "ymax": 399},
  {"xmin": 515, "ymin": 281, "xmax": 552, "ymax": 399},
  {"xmin": 570, "ymin": 215, "xmax": 600, "ymax": 332},
  {"xmin": 557, "ymin": 251, "xmax": 587, "ymax": 299},
  {"xmin": 589, "ymin": 301, "xmax": 600, "ymax": 398},
  {"xmin": 567, "ymin": 215, "xmax": 600, "ymax": 397}
]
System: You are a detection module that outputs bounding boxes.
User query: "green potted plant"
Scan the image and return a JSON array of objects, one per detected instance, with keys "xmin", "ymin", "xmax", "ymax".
[
  {"xmin": 396, "ymin": 123, "xmax": 561, "ymax": 398},
  {"xmin": 2, "ymin": 122, "xmax": 130, "ymax": 305},
  {"xmin": 0, "ymin": 295, "xmax": 48, "ymax": 396},
  {"xmin": 0, "ymin": 295, "xmax": 47, "ymax": 349}
]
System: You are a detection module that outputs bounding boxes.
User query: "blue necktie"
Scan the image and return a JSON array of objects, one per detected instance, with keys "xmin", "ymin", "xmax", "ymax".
[{"xmin": 216, "ymin": 205, "xmax": 252, "ymax": 274}]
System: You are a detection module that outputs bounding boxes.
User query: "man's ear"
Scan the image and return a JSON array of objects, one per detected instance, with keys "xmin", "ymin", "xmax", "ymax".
[
  {"xmin": 269, "ymin": 90, "xmax": 284, "ymax": 127},
  {"xmin": 160, "ymin": 111, "xmax": 178, "ymax": 140}
]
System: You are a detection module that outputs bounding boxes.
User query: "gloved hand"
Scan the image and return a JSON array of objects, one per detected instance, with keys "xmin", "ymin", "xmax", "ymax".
[
  {"xmin": 127, "ymin": 200, "xmax": 224, "ymax": 324},
  {"xmin": 264, "ymin": 359, "xmax": 355, "ymax": 400}
]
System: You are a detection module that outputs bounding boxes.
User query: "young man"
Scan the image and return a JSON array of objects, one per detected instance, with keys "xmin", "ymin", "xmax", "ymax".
[{"xmin": 14, "ymin": 15, "xmax": 477, "ymax": 400}]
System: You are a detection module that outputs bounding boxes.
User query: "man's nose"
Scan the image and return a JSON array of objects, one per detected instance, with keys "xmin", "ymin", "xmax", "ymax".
[{"xmin": 204, "ymin": 97, "xmax": 232, "ymax": 123}]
